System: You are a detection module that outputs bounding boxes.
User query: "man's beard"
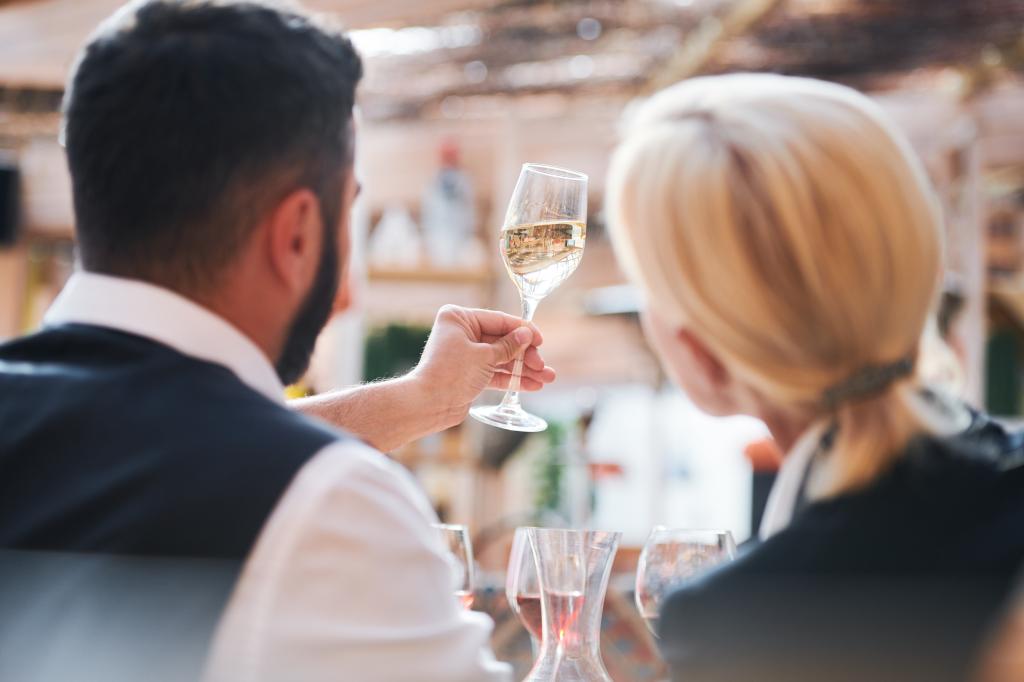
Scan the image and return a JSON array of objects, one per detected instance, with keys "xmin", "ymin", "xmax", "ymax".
[{"xmin": 275, "ymin": 195, "xmax": 341, "ymax": 386}]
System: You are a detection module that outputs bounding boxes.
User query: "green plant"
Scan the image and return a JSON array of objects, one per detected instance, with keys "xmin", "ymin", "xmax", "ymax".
[
  {"xmin": 363, "ymin": 323, "xmax": 432, "ymax": 383},
  {"xmin": 533, "ymin": 421, "xmax": 567, "ymax": 515}
]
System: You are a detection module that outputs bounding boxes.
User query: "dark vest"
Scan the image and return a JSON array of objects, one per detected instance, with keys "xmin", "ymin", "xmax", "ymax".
[{"xmin": 0, "ymin": 323, "xmax": 342, "ymax": 559}]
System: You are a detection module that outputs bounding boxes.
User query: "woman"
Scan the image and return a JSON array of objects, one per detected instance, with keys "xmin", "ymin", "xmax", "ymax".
[{"xmin": 606, "ymin": 74, "xmax": 1024, "ymax": 682}]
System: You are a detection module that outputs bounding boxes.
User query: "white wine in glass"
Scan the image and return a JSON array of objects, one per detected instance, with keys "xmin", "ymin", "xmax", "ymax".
[
  {"xmin": 502, "ymin": 220, "xmax": 586, "ymax": 300},
  {"xmin": 471, "ymin": 164, "xmax": 588, "ymax": 433}
]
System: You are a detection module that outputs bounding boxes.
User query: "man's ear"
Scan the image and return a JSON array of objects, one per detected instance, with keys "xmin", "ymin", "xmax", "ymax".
[
  {"xmin": 677, "ymin": 327, "xmax": 731, "ymax": 389},
  {"xmin": 265, "ymin": 187, "xmax": 322, "ymax": 294}
]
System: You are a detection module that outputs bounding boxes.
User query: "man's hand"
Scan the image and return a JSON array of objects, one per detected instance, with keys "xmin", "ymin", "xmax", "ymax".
[
  {"xmin": 292, "ymin": 305, "xmax": 556, "ymax": 453},
  {"xmin": 410, "ymin": 305, "xmax": 557, "ymax": 429}
]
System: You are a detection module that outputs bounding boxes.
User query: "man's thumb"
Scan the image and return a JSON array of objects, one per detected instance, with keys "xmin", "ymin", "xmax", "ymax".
[{"xmin": 491, "ymin": 327, "xmax": 533, "ymax": 364}]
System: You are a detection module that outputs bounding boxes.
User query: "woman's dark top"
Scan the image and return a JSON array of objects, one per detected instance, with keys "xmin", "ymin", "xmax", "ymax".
[{"xmin": 659, "ymin": 413, "xmax": 1024, "ymax": 682}]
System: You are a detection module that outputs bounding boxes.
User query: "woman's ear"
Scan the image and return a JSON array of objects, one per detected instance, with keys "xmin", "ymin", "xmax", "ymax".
[
  {"xmin": 641, "ymin": 309, "xmax": 739, "ymax": 415},
  {"xmin": 672, "ymin": 327, "xmax": 741, "ymax": 416},
  {"xmin": 677, "ymin": 328, "xmax": 730, "ymax": 389}
]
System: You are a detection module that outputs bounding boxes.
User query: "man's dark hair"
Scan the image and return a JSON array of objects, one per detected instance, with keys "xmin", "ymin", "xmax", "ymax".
[{"xmin": 63, "ymin": 0, "xmax": 363, "ymax": 292}]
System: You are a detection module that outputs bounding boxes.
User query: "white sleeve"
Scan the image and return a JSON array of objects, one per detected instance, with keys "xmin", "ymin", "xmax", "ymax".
[{"xmin": 204, "ymin": 441, "xmax": 512, "ymax": 682}]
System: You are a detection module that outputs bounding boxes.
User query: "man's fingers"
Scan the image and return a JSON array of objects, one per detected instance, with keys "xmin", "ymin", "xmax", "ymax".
[
  {"xmin": 462, "ymin": 307, "xmax": 544, "ymax": 346},
  {"xmin": 489, "ymin": 327, "xmax": 534, "ymax": 365},
  {"xmin": 491, "ymin": 365, "xmax": 556, "ymax": 385},
  {"xmin": 488, "ymin": 373, "xmax": 546, "ymax": 392},
  {"xmin": 494, "ymin": 346, "xmax": 545, "ymax": 371},
  {"xmin": 523, "ymin": 346, "xmax": 545, "ymax": 371},
  {"xmin": 479, "ymin": 332, "xmax": 544, "ymax": 348}
]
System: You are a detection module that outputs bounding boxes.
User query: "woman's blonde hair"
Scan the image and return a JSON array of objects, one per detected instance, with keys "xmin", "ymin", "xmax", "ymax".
[{"xmin": 607, "ymin": 73, "xmax": 943, "ymax": 495}]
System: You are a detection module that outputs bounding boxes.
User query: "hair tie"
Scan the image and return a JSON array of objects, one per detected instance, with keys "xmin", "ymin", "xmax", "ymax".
[{"xmin": 821, "ymin": 356, "xmax": 915, "ymax": 410}]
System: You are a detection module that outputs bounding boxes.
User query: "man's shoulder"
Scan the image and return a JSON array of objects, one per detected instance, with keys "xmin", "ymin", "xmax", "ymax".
[
  {"xmin": 290, "ymin": 439, "xmax": 438, "ymax": 525},
  {"xmin": 1, "ymin": 321, "xmax": 349, "ymax": 470},
  {"xmin": 126, "ymin": 352, "xmax": 348, "ymax": 462}
]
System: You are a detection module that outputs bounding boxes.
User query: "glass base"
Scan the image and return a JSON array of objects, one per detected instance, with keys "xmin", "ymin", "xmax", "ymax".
[{"xmin": 469, "ymin": 404, "xmax": 547, "ymax": 432}]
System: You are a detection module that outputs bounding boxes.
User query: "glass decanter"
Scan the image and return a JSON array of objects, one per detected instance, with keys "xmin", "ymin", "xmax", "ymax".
[{"xmin": 523, "ymin": 528, "xmax": 621, "ymax": 682}]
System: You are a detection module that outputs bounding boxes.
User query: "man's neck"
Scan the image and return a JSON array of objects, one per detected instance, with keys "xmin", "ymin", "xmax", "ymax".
[
  {"xmin": 86, "ymin": 268, "xmax": 285, "ymax": 377},
  {"xmin": 184, "ymin": 281, "xmax": 285, "ymax": 374}
]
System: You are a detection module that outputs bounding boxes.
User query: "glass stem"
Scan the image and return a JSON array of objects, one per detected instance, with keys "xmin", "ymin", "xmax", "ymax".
[{"xmin": 499, "ymin": 296, "xmax": 539, "ymax": 410}]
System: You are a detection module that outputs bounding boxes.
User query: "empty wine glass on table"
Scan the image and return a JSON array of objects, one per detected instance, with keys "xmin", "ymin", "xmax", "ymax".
[
  {"xmin": 433, "ymin": 523, "xmax": 476, "ymax": 610},
  {"xmin": 506, "ymin": 527, "xmax": 543, "ymax": 654},
  {"xmin": 470, "ymin": 163, "xmax": 588, "ymax": 433},
  {"xmin": 635, "ymin": 528, "xmax": 737, "ymax": 636}
]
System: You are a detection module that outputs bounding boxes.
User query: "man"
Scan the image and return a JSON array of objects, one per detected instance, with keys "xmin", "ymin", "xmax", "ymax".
[{"xmin": 0, "ymin": 1, "xmax": 554, "ymax": 679}]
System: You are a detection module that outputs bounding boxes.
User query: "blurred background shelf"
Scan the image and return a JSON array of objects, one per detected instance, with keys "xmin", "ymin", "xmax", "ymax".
[{"xmin": 368, "ymin": 265, "xmax": 493, "ymax": 285}]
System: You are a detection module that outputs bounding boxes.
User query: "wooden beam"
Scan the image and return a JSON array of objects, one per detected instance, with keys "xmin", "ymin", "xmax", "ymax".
[
  {"xmin": 0, "ymin": 0, "xmax": 503, "ymax": 89},
  {"xmin": 307, "ymin": 0, "xmax": 500, "ymax": 28},
  {"xmin": 645, "ymin": 0, "xmax": 783, "ymax": 93}
]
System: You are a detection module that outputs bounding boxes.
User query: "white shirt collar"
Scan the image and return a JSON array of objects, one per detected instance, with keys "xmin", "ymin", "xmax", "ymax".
[
  {"xmin": 758, "ymin": 390, "xmax": 973, "ymax": 540},
  {"xmin": 758, "ymin": 419, "xmax": 829, "ymax": 541},
  {"xmin": 44, "ymin": 272, "xmax": 285, "ymax": 404}
]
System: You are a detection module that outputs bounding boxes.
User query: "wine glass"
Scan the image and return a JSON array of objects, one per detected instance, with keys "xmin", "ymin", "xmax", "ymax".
[
  {"xmin": 635, "ymin": 528, "xmax": 737, "ymax": 636},
  {"xmin": 506, "ymin": 527, "xmax": 543, "ymax": 652},
  {"xmin": 433, "ymin": 523, "xmax": 476, "ymax": 609},
  {"xmin": 470, "ymin": 163, "xmax": 588, "ymax": 432}
]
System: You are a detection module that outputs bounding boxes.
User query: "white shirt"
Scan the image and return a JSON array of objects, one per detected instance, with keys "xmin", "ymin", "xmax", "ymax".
[{"xmin": 45, "ymin": 272, "xmax": 512, "ymax": 682}]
